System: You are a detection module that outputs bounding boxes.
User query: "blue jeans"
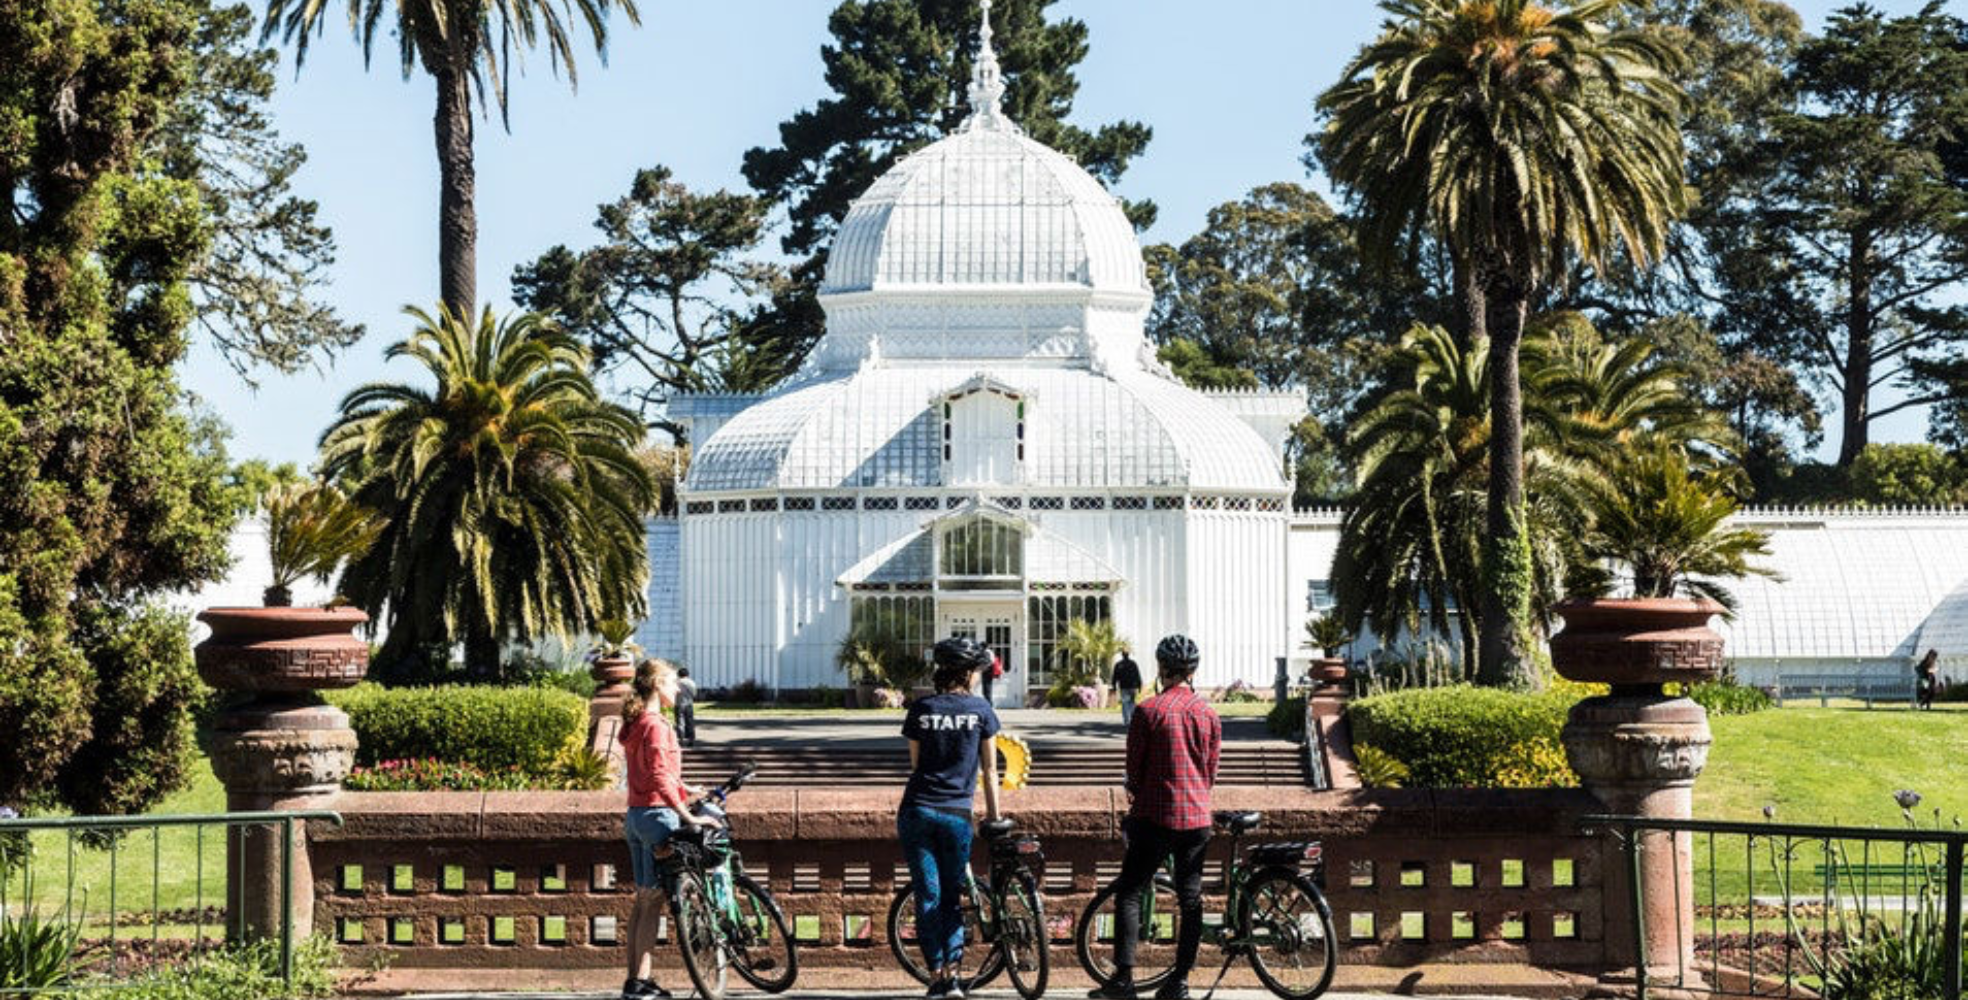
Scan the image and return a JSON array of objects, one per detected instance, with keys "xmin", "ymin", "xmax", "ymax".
[
  {"xmin": 1119, "ymin": 689, "xmax": 1137, "ymax": 726},
  {"xmin": 625, "ymin": 806, "xmax": 682, "ymax": 889},
  {"xmin": 897, "ymin": 805, "xmax": 973, "ymax": 970}
]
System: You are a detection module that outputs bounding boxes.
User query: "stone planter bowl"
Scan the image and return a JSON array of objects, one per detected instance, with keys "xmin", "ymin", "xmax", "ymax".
[
  {"xmin": 590, "ymin": 654, "xmax": 635, "ymax": 688},
  {"xmin": 1548, "ymin": 597, "xmax": 1726, "ymax": 688},
  {"xmin": 194, "ymin": 606, "xmax": 369, "ymax": 693},
  {"xmin": 1309, "ymin": 657, "xmax": 1349, "ymax": 688}
]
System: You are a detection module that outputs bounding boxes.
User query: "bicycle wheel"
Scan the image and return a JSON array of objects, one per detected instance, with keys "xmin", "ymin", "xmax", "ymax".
[
  {"xmin": 671, "ymin": 870, "xmax": 728, "ymax": 1000},
  {"xmin": 1074, "ymin": 874, "xmax": 1180, "ymax": 991},
  {"xmin": 998, "ymin": 873, "xmax": 1049, "ymax": 1000},
  {"xmin": 886, "ymin": 882, "xmax": 1006, "ymax": 989},
  {"xmin": 727, "ymin": 872, "xmax": 798, "ymax": 993},
  {"xmin": 1237, "ymin": 869, "xmax": 1337, "ymax": 1000}
]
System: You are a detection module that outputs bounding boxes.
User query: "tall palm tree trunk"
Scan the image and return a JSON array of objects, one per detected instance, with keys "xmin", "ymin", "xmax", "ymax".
[
  {"xmin": 433, "ymin": 56, "xmax": 477, "ymax": 317},
  {"xmin": 1479, "ymin": 286, "xmax": 1531, "ymax": 687}
]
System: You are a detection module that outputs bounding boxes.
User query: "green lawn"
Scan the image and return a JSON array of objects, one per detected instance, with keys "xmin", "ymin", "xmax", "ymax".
[
  {"xmin": 7, "ymin": 759, "xmax": 229, "ymax": 934},
  {"xmin": 1690, "ymin": 705, "xmax": 1968, "ymax": 900},
  {"xmin": 1697, "ymin": 705, "xmax": 1968, "ymax": 825}
]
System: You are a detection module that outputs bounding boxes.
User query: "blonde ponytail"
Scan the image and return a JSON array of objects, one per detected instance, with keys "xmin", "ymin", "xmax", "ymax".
[{"xmin": 622, "ymin": 657, "xmax": 677, "ymax": 724}]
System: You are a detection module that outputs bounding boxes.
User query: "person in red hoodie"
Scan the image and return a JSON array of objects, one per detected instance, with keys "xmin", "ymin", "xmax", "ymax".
[{"xmin": 619, "ymin": 658, "xmax": 717, "ymax": 1000}]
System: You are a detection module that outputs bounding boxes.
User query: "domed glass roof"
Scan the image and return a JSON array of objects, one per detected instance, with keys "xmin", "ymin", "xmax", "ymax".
[
  {"xmin": 818, "ymin": 1, "xmax": 1145, "ymax": 300},
  {"xmin": 819, "ymin": 126, "xmax": 1147, "ymax": 295}
]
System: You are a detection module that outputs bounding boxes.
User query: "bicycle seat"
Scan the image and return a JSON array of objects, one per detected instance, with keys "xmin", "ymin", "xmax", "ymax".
[
  {"xmin": 980, "ymin": 818, "xmax": 1017, "ymax": 839},
  {"xmin": 1214, "ymin": 810, "xmax": 1263, "ymax": 834}
]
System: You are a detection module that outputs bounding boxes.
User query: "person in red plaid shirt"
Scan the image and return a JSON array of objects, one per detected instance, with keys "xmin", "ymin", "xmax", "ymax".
[{"xmin": 1090, "ymin": 634, "xmax": 1221, "ymax": 1000}]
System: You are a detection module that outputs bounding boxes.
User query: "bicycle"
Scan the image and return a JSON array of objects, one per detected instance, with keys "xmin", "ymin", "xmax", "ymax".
[
  {"xmin": 1074, "ymin": 810, "xmax": 1337, "ymax": 1000},
  {"xmin": 662, "ymin": 763, "xmax": 799, "ymax": 1000},
  {"xmin": 886, "ymin": 817, "xmax": 1050, "ymax": 1000}
]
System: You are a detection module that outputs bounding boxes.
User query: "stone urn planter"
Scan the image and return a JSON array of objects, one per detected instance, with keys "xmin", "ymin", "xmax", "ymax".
[
  {"xmin": 1549, "ymin": 598, "xmax": 1726, "ymax": 691},
  {"xmin": 194, "ymin": 605, "xmax": 368, "ymax": 944},
  {"xmin": 1308, "ymin": 656, "xmax": 1349, "ymax": 690},
  {"xmin": 590, "ymin": 652, "xmax": 635, "ymax": 697},
  {"xmin": 1550, "ymin": 597, "xmax": 1723, "ymax": 997}
]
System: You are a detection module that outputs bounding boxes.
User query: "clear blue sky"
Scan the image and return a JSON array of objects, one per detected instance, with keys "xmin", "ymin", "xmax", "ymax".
[{"xmin": 187, "ymin": 0, "xmax": 1936, "ymax": 467}]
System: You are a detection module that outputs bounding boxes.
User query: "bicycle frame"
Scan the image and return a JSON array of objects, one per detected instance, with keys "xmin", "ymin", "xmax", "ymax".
[{"xmin": 1130, "ymin": 829, "xmax": 1264, "ymax": 947}]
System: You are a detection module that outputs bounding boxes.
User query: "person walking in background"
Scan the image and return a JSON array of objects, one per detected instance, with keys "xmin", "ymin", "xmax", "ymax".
[
  {"xmin": 619, "ymin": 659, "xmax": 717, "ymax": 1000},
  {"xmin": 1091, "ymin": 635, "xmax": 1221, "ymax": 1000},
  {"xmin": 898, "ymin": 637, "xmax": 1004, "ymax": 999},
  {"xmin": 674, "ymin": 666, "xmax": 698, "ymax": 746},
  {"xmin": 1113, "ymin": 646, "xmax": 1142, "ymax": 725},
  {"xmin": 1916, "ymin": 649, "xmax": 1940, "ymax": 710}
]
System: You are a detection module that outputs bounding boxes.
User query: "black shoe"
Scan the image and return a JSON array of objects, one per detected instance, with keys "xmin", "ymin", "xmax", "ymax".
[
  {"xmin": 1088, "ymin": 979, "xmax": 1137, "ymax": 1000},
  {"xmin": 1153, "ymin": 980, "xmax": 1190, "ymax": 1000},
  {"xmin": 926, "ymin": 978, "xmax": 953, "ymax": 999},
  {"xmin": 622, "ymin": 979, "xmax": 671, "ymax": 999}
]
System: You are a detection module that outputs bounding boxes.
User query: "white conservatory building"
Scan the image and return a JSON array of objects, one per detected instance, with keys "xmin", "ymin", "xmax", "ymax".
[{"xmin": 663, "ymin": 20, "xmax": 1304, "ymax": 703}]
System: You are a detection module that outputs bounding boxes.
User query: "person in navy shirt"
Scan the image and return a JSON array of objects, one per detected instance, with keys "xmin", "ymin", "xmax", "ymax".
[{"xmin": 898, "ymin": 637, "xmax": 1003, "ymax": 999}]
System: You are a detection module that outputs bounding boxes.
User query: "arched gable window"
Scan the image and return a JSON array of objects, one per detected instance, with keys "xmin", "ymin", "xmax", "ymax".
[
  {"xmin": 938, "ymin": 516, "xmax": 1023, "ymax": 589},
  {"xmin": 942, "ymin": 378, "xmax": 1025, "ymax": 486}
]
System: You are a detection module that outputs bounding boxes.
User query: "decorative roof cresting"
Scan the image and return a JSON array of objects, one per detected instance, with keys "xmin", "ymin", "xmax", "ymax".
[{"xmin": 962, "ymin": 0, "xmax": 1016, "ymax": 133}]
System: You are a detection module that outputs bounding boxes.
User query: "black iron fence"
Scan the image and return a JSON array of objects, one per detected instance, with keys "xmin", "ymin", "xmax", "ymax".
[
  {"xmin": 0, "ymin": 810, "xmax": 342, "ymax": 994},
  {"xmin": 1585, "ymin": 813, "xmax": 1966, "ymax": 1000}
]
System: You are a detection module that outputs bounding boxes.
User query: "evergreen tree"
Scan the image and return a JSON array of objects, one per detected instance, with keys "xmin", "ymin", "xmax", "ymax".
[
  {"xmin": 741, "ymin": 0, "xmax": 1153, "ymax": 364},
  {"xmin": 167, "ymin": 3, "xmax": 363, "ymax": 382},
  {"xmin": 513, "ymin": 166, "xmax": 786, "ymax": 440},
  {"xmin": 1739, "ymin": 3, "xmax": 1968, "ymax": 468},
  {"xmin": 0, "ymin": 0, "xmax": 241, "ymax": 815}
]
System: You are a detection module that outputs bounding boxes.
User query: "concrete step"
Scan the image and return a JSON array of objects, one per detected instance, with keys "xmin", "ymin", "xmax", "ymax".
[{"xmin": 681, "ymin": 745, "xmax": 1307, "ymax": 787}]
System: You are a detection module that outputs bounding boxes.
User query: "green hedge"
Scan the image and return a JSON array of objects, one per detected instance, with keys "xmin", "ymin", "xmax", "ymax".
[
  {"xmin": 1347, "ymin": 685, "xmax": 1577, "ymax": 788},
  {"xmin": 329, "ymin": 684, "xmax": 587, "ymax": 774}
]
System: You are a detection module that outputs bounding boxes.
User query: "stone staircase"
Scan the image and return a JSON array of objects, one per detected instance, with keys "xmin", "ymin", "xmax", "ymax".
[{"xmin": 681, "ymin": 742, "xmax": 1308, "ymax": 788}]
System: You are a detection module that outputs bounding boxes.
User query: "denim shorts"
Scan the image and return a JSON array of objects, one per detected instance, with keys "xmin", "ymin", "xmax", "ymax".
[{"xmin": 625, "ymin": 806, "xmax": 682, "ymax": 889}]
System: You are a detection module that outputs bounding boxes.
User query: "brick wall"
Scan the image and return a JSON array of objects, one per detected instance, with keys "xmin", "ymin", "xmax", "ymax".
[{"xmin": 309, "ymin": 785, "xmax": 1608, "ymax": 975}]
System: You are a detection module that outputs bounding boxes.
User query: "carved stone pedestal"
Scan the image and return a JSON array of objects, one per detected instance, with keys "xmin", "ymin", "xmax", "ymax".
[
  {"xmin": 1565, "ymin": 694, "xmax": 1712, "ymax": 996},
  {"xmin": 1551, "ymin": 598, "xmax": 1724, "ymax": 999},
  {"xmin": 196, "ymin": 607, "xmax": 367, "ymax": 943}
]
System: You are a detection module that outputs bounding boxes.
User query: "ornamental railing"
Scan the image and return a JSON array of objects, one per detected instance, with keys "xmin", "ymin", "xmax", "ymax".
[
  {"xmin": 0, "ymin": 810, "xmax": 342, "ymax": 994},
  {"xmin": 1583, "ymin": 813, "xmax": 1967, "ymax": 1000},
  {"xmin": 311, "ymin": 786, "xmax": 1610, "ymax": 984}
]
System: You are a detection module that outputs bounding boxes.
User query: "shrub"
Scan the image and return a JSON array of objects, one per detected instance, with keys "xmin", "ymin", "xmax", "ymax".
[
  {"xmin": 57, "ymin": 604, "xmax": 206, "ymax": 818},
  {"xmin": 343, "ymin": 758, "xmax": 532, "ymax": 792},
  {"xmin": 1350, "ymin": 743, "xmax": 1409, "ymax": 788},
  {"xmin": 76, "ymin": 936, "xmax": 337, "ymax": 1000},
  {"xmin": 329, "ymin": 684, "xmax": 586, "ymax": 774},
  {"xmin": 717, "ymin": 678, "xmax": 769, "ymax": 704},
  {"xmin": 1267, "ymin": 696, "xmax": 1306, "ymax": 740},
  {"xmin": 1212, "ymin": 679, "xmax": 1262, "ymax": 703},
  {"xmin": 1347, "ymin": 685, "xmax": 1578, "ymax": 788},
  {"xmin": 1683, "ymin": 677, "xmax": 1774, "ymax": 716},
  {"xmin": 1493, "ymin": 739, "xmax": 1573, "ymax": 788}
]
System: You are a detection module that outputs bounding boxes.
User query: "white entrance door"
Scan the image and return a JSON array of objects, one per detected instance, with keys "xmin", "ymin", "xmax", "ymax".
[{"xmin": 941, "ymin": 604, "xmax": 1022, "ymax": 708}]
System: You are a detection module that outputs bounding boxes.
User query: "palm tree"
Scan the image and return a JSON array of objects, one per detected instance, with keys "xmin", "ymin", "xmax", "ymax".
[
  {"xmin": 1576, "ymin": 444, "xmax": 1778, "ymax": 611},
  {"xmin": 1335, "ymin": 319, "xmax": 1726, "ymax": 679},
  {"xmin": 262, "ymin": 0, "xmax": 640, "ymax": 316},
  {"xmin": 262, "ymin": 482, "xmax": 383, "ymax": 607},
  {"xmin": 1318, "ymin": 0, "xmax": 1687, "ymax": 685},
  {"xmin": 320, "ymin": 305, "xmax": 653, "ymax": 681},
  {"xmin": 1053, "ymin": 618, "xmax": 1126, "ymax": 688}
]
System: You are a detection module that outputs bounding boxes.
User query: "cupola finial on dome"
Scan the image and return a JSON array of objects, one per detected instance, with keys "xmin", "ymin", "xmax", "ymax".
[{"xmin": 962, "ymin": 0, "xmax": 1018, "ymax": 133}]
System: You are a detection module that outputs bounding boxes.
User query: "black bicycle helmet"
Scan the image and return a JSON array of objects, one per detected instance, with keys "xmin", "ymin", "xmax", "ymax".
[
  {"xmin": 931, "ymin": 636, "xmax": 994, "ymax": 671},
  {"xmin": 1155, "ymin": 634, "xmax": 1201, "ymax": 668}
]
